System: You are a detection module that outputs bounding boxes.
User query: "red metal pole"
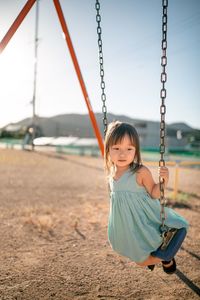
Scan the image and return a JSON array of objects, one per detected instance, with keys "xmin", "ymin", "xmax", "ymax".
[
  {"xmin": 0, "ymin": 0, "xmax": 37, "ymax": 54},
  {"xmin": 53, "ymin": 0, "xmax": 104, "ymax": 156}
]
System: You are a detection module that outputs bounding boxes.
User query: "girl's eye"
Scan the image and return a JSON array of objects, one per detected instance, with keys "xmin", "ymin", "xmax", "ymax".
[
  {"xmin": 113, "ymin": 147, "xmax": 119, "ymax": 150},
  {"xmin": 128, "ymin": 148, "xmax": 134, "ymax": 151}
]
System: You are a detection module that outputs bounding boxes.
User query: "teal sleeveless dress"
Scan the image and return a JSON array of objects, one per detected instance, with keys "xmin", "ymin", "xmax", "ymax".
[{"xmin": 108, "ymin": 169, "xmax": 189, "ymax": 263}]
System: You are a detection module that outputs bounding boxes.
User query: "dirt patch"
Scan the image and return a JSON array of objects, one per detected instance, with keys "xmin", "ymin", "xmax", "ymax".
[{"xmin": 0, "ymin": 149, "xmax": 199, "ymax": 299}]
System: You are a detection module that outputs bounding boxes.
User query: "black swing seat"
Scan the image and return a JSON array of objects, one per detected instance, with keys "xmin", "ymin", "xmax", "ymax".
[{"xmin": 151, "ymin": 227, "xmax": 187, "ymax": 261}]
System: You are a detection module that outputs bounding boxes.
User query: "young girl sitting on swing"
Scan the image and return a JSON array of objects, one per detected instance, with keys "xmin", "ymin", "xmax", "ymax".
[{"xmin": 104, "ymin": 121, "xmax": 189, "ymax": 274}]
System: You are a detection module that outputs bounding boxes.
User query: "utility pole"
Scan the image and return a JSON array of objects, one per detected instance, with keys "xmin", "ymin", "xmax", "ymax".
[{"xmin": 31, "ymin": 0, "xmax": 39, "ymax": 149}]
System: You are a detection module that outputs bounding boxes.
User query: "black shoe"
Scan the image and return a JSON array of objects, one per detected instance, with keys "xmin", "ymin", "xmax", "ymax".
[
  {"xmin": 162, "ymin": 258, "xmax": 176, "ymax": 274},
  {"xmin": 147, "ymin": 264, "xmax": 155, "ymax": 271}
]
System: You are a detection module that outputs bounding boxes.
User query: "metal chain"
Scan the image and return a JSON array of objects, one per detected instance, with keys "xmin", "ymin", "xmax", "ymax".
[
  {"xmin": 95, "ymin": 0, "xmax": 108, "ymax": 137},
  {"xmin": 159, "ymin": 0, "xmax": 168, "ymax": 233}
]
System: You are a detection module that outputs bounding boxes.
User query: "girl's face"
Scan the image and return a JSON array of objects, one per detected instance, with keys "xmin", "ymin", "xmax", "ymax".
[{"xmin": 109, "ymin": 134, "xmax": 136, "ymax": 170}]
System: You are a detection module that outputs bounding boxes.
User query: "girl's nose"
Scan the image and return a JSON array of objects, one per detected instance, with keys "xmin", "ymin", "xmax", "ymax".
[{"xmin": 119, "ymin": 150, "xmax": 125, "ymax": 156}]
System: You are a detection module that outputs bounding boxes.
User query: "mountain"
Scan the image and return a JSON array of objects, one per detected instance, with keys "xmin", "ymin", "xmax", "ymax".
[
  {"xmin": 1, "ymin": 113, "xmax": 199, "ymax": 150},
  {"xmin": 1, "ymin": 113, "xmax": 198, "ymax": 138},
  {"xmin": 168, "ymin": 122, "xmax": 195, "ymax": 132}
]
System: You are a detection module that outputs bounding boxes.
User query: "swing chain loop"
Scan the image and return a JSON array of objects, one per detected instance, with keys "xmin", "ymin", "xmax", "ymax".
[
  {"xmin": 95, "ymin": 0, "xmax": 108, "ymax": 137},
  {"xmin": 159, "ymin": 0, "xmax": 168, "ymax": 231}
]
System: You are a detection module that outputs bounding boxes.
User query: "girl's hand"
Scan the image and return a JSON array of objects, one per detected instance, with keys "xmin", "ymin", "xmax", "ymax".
[{"xmin": 158, "ymin": 166, "xmax": 169, "ymax": 185}]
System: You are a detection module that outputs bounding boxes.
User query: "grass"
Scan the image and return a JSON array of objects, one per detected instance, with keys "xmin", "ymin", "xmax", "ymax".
[
  {"xmin": 167, "ymin": 191, "xmax": 192, "ymax": 209},
  {"xmin": 23, "ymin": 207, "xmax": 56, "ymax": 236}
]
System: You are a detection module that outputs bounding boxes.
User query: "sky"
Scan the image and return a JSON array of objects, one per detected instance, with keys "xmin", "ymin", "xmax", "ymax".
[{"xmin": 0, "ymin": 0, "xmax": 200, "ymax": 129}]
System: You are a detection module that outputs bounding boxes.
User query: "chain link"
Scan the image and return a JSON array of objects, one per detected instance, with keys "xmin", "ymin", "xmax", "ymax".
[
  {"xmin": 95, "ymin": 0, "xmax": 108, "ymax": 137},
  {"xmin": 159, "ymin": 0, "xmax": 168, "ymax": 232},
  {"xmin": 95, "ymin": 1, "xmax": 168, "ymax": 233}
]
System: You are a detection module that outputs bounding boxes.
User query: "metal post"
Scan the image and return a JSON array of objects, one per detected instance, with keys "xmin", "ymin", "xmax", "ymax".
[
  {"xmin": 53, "ymin": 0, "xmax": 104, "ymax": 156},
  {"xmin": 30, "ymin": 0, "xmax": 40, "ymax": 150},
  {"xmin": 32, "ymin": 0, "xmax": 39, "ymax": 123}
]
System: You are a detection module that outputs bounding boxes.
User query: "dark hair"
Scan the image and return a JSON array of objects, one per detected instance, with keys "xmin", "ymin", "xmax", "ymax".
[{"xmin": 104, "ymin": 121, "xmax": 142, "ymax": 175}]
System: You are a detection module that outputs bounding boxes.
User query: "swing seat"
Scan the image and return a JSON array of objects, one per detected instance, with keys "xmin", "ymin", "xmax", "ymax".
[{"xmin": 151, "ymin": 227, "xmax": 187, "ymax": 261}]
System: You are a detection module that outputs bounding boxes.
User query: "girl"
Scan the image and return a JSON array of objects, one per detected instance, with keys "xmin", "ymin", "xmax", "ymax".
[{"xmin": 104, "ymin": 121, "xmax": 189, "ymax": 274}]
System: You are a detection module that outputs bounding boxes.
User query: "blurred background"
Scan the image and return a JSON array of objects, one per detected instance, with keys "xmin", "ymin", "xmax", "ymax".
[{"xmin": 0, "ymin": 0, "xmax": 199, "ymax": 156}]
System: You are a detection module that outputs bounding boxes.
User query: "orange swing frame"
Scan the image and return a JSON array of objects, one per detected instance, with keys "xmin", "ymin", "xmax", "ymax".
[{"xmin": 0, "ymin": 0, "xmax": 104, "ymax": 156}]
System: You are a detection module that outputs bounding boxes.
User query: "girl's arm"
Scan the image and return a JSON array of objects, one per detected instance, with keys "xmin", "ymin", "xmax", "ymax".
[{"xmin": 139, "ymin": 166, "xmax": 169, "ymax": 199}]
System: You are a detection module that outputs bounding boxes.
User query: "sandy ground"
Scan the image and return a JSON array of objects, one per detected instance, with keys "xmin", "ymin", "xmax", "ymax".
[{"xmin": 0, "ymin": 149, "xmax": 199, "ymax": 300}]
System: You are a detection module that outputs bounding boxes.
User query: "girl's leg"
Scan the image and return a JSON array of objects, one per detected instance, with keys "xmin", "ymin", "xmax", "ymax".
[{"xmin": 136, "ymin": 255, "xmax": 162, "ymax": 267}]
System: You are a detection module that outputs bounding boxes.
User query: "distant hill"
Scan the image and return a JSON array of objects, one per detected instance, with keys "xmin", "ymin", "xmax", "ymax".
[{"xmin": 1, "ymin": 113, "xmax": 198, "ymax": 138}]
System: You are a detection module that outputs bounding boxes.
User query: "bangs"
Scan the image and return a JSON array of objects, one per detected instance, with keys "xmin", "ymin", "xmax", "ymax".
[{"xmin": 109, "ymin": 124, "xmax": 137, "ymax": 147}]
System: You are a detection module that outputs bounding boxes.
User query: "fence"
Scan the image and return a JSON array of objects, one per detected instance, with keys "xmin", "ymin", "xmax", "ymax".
[
  {"xmin": 145, "ymin": 161, "xmax": 200, "ymax": 200},
  {"xmin": 0, "ymin": 139, "xmax": 199, "ymax": 200}
]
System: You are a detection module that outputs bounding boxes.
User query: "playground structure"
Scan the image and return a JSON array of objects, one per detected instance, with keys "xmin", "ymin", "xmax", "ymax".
[
  {"xmin": 0, "ymin": 0, "xmax": 104, "ymax": 155},
  {"xmin": 0, "ymin": 0, "xmax": 199, "ymax": 266},
  {"xmin": 0, "ymin": 1, "xmax": 200, "ymax": 299}
]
